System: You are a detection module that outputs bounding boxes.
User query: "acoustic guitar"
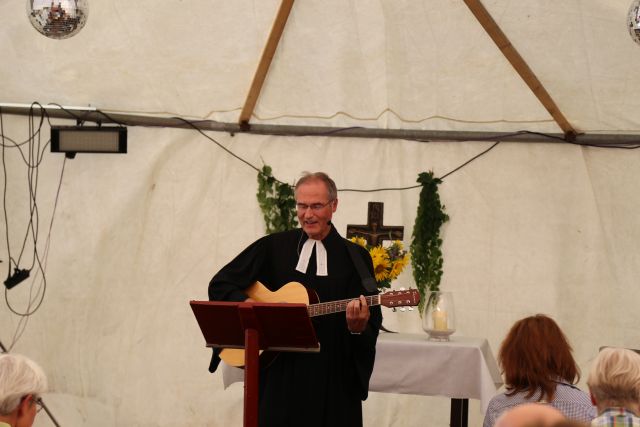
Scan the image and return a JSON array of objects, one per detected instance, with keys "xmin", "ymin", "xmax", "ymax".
[{"xmin": 219, "ymin": 281, "xmax": 420, "ymax": 367}]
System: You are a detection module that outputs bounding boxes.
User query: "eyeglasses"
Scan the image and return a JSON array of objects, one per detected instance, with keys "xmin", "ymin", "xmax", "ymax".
[
  {"xmin": 22, "ymin": 395, "xmax": 44, "ymax": 413},
  {"xmin": 296, "ymin": 200, "xmax": 333, "ymax": 212},
  {"xmin": 34, "ymin": 396, "xmax": 44, "ymax": 413}
]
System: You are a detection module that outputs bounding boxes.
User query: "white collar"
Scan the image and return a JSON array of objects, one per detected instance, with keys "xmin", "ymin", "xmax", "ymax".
[{"xmin": 295, "ymin": 238, "xmax": 328, "ymax": 276}]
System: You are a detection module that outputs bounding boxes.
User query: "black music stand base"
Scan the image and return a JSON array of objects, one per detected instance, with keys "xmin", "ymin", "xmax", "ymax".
[{"xmin": 450, "ymin": 398, "xmax": 468, "ymax": 427}]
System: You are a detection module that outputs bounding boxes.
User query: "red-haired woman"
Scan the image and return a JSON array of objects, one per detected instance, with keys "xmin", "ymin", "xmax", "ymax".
[{"xmin": 483, "ymin": 314, "xmax": 596, "ymax": 427}]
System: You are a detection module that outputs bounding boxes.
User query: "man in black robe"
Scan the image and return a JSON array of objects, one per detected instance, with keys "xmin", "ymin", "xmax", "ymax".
[{"xmin": 208, "ymin": 172, "xmax": 382, "ymax": 427}]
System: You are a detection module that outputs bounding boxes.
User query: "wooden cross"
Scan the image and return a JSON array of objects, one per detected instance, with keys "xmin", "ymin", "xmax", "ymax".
[{"xmin": 346, "ymin": 202, "xmax": 404, "ymax": 246}]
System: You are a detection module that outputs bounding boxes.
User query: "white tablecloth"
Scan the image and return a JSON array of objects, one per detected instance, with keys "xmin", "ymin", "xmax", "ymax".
[
  {"xmin": 222, "ymin": 333, "xmax": 503, "ymax": 412},
  {"xmin": 369, "ymin": 333, "xmax": 503, "ymax": 412}
]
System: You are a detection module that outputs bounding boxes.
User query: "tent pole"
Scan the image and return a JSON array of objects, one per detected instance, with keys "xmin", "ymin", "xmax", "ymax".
[
  {"xmin": 462, "ymin": 0, "xmax": 576, "ymax": 139},
  {"xmin": 1, "ymin": 104, "xmax": 638, "ymax": 146},
  {"xmin": 239, "ymin": 0, "xmax": 295, "ymax": 126}
]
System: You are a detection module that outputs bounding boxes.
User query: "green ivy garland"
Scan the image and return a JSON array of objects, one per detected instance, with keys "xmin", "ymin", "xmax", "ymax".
[
  {"xmin": 256, "ymin": 165, "xmax": 298, "ymax": 234},
  {"xmin": 410, "ymin": 171, "xmax": 449, "ymax": 315}
]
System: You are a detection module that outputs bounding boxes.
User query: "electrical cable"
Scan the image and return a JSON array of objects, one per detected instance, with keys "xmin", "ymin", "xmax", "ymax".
[
  {"xmin": 1, "ymin": 106, "xmax": 65, "ymax": 348},
  {"xmin": 46, "ymin": 102, "xmax": 87, "ymax": 125},
  {"xmin": 439, "ymin": 141, "xmax": 500, "ymax": 181},
  {"xmin": 172, "ymin": 116, "xmax": 262, "ymax": 173},
  {"xmin": 160, "ymin": 116, "xmax": 640, "ymax": 197},
  {"xmin": 14, "ymin": 105, "xmax": 45, "ymax": 270},
  {"xmin": 0, "ymin": 108, "xmax": 13, "ymax": 271},
  {"xmin": 165, "ymin": 116, "xmax": 502, "ymax": 192},
  {"xmin": 48, "ymin": 102, "xmax": 125, "ymax": 127},
  {"xmin": 338, "ymin": 141, "xmax": 500, "ymax": 192}
]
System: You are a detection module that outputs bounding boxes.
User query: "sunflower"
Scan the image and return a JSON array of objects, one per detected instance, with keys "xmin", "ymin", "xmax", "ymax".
[
  {"xmin": 348, "ymin": 237, "xmax": 409, "ymax": 289},
  {"xmin": 389, "ymin": 253, "xmax": 410, "ymax": 280},
  {"xmin": 369, "ymin": 246, "xmax": 390, "ymax": 282},
  {"xmin": 349, "ymin": 236, "xmax": 368, "ymax": 248}
]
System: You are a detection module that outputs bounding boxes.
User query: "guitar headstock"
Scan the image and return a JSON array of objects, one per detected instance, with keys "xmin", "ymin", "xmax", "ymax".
[{"xmin": 380, "ymin": 289, "xmax": 420, "ymax": 308}]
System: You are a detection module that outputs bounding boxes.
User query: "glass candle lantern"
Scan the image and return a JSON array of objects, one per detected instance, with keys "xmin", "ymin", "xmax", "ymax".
[{"xmin": 422, "ymin": 291, "xmax": 456, "ymax": 341}]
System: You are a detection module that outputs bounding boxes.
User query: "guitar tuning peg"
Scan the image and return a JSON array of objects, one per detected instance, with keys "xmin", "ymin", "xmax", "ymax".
[
  {"xmin": 399, "ymin": 307, "xmax": 406, "ymax": 312},
  {"xmin": 399, "ymin": 287, "xmax": 406, "ymax": 291},
  {"xmin": 407, "ymin": 307, "xmax": 414, "ymax": 311}
]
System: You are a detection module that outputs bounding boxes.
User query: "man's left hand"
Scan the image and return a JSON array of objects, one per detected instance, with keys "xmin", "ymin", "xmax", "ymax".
[{"xmin": 346, "ymin": 295, "xmax": 370, "ymax": 334}]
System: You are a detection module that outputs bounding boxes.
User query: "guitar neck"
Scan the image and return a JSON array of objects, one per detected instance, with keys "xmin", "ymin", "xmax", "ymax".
[{"xmin": 307, "ymin": 294, "xmax": 380, "ymax": 317}]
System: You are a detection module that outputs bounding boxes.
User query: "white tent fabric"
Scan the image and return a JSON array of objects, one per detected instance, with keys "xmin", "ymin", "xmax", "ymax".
[
  {"xmin": 2, "ymin": 127, "xmax": 639, "ymax": 426},
  {"xmin": 3, "ymin": 0, "xmax": 640, "ymax": 132},
  {"xmin": 2, "ymin": 1, "xmax": 640, "ymax": 426}
]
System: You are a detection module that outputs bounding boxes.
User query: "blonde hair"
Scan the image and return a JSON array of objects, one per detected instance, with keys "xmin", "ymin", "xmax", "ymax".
[
  {"xmin": 0, "ymin": 354, "xmax": 48, "ymax": 415},
  {"xmin": 587, "ymin": 347, "xmax": 640, "ymax": 406}
]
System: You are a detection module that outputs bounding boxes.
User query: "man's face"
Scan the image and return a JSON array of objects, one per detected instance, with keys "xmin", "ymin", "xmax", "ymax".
[{"xmin": 295, "ymin": 179, "xmax": 337, "ymax": 241}]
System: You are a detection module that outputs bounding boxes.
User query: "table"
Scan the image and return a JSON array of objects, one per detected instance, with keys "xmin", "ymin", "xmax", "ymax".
[
  {"xmin": 369, "ymin": 333, "xmax": 503, "ymax": 426},
  {"xmin": 222, "ymin": 333, "xmax": 503, "ymax": 426}
]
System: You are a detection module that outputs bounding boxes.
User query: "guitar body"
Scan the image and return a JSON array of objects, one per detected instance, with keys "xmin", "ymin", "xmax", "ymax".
[
  {"xmin": 219, "ymin": 281, "xmax": 318, "ymax": 368},
  {"xmin": 217, "ymin": 281, "xmax": 419, "ymax": 368},
  {"xmin": 246, "ymin": 281, "xmax": 317, "ymax": 306}
]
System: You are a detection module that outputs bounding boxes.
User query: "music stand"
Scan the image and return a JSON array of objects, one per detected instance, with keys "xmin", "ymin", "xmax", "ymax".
[{"xmin": 190, "ymin": 300, "xmax": 320, "ymax": 427}]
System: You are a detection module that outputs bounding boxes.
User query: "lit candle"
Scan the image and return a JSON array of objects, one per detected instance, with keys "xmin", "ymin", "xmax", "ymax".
[{"xmin": 432, "ymin": 308, "xmax": 448, "ymax": 331}]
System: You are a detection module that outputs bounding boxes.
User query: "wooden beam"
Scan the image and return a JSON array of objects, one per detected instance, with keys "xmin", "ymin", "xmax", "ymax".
[
  {"xmin": 463, "ymin": 0, "xmax": 576, "ymax": 138},
  {"xmin": 239, "ymin": 0, "xmax": 295, "ymax": 126}
]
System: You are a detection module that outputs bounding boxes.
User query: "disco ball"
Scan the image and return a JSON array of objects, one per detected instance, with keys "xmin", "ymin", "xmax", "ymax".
[
  {"xmin": 27, "ymin": 0, "xmax": 89, "ymax": 40},
  {"xmin": 628, "ymin": 0, "xmax": 640, "ymax": 46}
]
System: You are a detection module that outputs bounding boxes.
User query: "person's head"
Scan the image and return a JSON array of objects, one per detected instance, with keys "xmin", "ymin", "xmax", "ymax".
[
  {"xmin": 294, "ymin": 172, "xmax": 338, "ymax": 240},
  {"xmin": 550, "ymin": 421, "xmax": 589, "ymax": 427},
  {"xmin": 587, "ymin": 347, "xmax": 640, "ymax": 413},
  {"xmin": 495, "ymin": 403, "xmax": 565, "ymax": 427},
  {"xmin": 499, "ymin": 314, "xmax": 579, "ymax": 401},
  {"xmin": 0, "ymin": 353, "xmax": 47, "ymax": 427}
]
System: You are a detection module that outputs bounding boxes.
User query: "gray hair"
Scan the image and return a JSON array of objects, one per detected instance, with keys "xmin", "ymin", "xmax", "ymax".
[
  {"xmin": 294, "ymin": 172, "xmax": 337, "ymax": 201},
  {"xmin": 587, "ymin": 347, "xmax": 640, "ymax": 407},
  {"xmin": 0, "ymin": 353, "xmax": 47, "ymax": 416}
]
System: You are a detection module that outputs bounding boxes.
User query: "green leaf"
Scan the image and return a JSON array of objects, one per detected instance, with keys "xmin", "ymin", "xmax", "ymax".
[
  {"xmin": 410, "ymin": 171, "xmax": 449, "ymax": 315},
  {"xmin": 256, "ymin": 165, "xmax": 299, "ymax": 234}
]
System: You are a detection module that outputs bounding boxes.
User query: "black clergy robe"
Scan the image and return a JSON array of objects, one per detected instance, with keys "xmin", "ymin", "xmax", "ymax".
[{"xmin": 208, "ymin": 226, "xmax": 382, "ymax": 427}]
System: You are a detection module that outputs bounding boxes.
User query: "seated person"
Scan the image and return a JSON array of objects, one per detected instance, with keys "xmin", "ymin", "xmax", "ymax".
[
  {"xmin": 551, "ymin": 421, "xmax": 590, "ymax": 427},
  {"xmin": 587, "ymin": 347, "xmax": 640, "ymax": 426},
  {"xmin": 495, "ymin": 403, "xmax": 566, "ymax": 427},
  {"xmin": 0, "ymin": 353, "xmax": 48, "ymax": 427},
  {"xmin": 484, "ymin": 314, "xmax": 596, "ymax": 427}
]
